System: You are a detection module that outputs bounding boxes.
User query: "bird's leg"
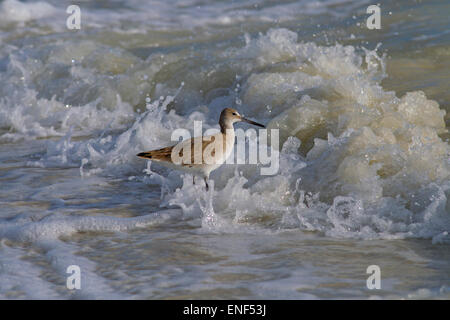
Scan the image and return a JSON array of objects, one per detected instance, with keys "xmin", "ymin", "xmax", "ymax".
[
  {"xmin": 193, "ymin": 175, "xmax": 195, "ymax": 185},
  {"xmin": 204, "ymin": 177, "xmax": 209, "ymax": 191}
]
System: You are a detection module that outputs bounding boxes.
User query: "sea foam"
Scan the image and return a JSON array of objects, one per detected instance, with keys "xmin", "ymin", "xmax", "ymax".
[{"xmin": 1, "ymin": 28, "xmax": 449, "ymax": 243}]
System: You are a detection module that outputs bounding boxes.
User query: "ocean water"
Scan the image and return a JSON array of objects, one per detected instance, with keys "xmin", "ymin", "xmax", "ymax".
[{"xmin": 0, "ymin": 0, "xmax": 449, "ymax": 299}]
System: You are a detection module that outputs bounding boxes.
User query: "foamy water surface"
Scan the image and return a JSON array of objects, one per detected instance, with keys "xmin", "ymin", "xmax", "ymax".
[{"xmin": 0, "ymin": 0, "xmax": 449, "ymax": 299}]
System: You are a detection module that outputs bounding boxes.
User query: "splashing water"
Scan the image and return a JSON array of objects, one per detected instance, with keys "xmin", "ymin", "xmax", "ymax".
[{"xmin": 1, "ymin": 0, "xmax": 449, "ymax": 299}]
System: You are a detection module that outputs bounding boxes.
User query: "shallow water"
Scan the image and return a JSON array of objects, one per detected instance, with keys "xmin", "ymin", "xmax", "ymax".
[{"xmin": 0, "ymin": 0, "xmax": 449, "ymax": 299}]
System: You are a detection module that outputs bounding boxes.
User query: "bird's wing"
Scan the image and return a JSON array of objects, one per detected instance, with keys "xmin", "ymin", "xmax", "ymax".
[{"xmin": 137, "ymin": 133, "xmax": 224, "ymax": 165}]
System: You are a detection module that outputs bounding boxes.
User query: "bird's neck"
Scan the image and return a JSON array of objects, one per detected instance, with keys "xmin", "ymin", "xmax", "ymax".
[{"xmin": 220, "ymin": 120, "xmax": 234, "ymax": 134}]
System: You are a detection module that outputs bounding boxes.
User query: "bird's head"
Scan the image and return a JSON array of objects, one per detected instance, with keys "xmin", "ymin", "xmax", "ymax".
[{"xmin": 220, "ymin": 108, "xmax": 265, "ymax": 128}]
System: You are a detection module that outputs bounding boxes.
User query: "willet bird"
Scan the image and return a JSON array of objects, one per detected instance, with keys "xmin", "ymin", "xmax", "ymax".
[{"xmin": 137, "ymin": 108, "xmax": 265, "ymax": 190}]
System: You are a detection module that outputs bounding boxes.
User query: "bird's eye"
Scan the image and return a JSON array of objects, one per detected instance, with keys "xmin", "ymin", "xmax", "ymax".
[{"xmin": 232, "ymin": 112, "xmax": 237, "ymax": 115}]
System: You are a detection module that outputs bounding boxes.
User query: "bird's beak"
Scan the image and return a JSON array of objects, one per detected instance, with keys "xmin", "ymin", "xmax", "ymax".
[{"xmin": 241, "ymin": 117, "xmax": 265, "ymax": 128}]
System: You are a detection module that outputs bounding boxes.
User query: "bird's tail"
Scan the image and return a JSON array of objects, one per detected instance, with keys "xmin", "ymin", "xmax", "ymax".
[
  {"xmin": 136, "ymin": 152, "xmax": 154, "ymax": 159},
  {"xmin": 136, "ymin": 146, "xmax": 172, "ymax": 161}
]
